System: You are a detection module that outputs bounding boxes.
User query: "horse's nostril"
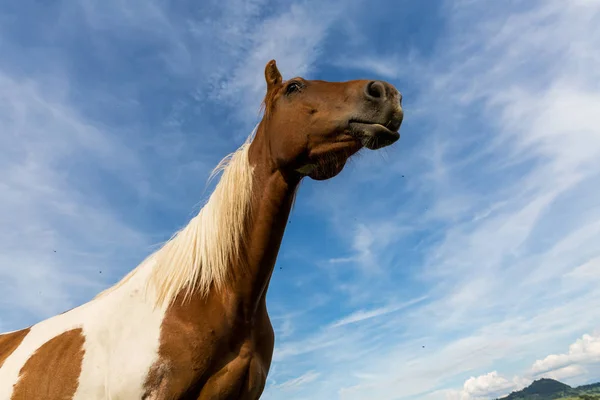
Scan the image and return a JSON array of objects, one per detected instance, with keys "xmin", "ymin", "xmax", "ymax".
[{"xmin": 365, "ymin": 81, "xmax": 386, "ymax": 100}]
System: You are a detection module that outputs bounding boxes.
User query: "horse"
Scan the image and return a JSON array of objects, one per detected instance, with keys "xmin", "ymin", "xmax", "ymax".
[{"xmin": 0, "ymin": 59, "xmax": 403, "ymax": 399}]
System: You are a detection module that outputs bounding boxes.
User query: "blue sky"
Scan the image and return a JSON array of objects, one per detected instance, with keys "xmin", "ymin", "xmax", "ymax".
[{"xmin": 1, "ymin": 0, "xmax": 600, "ymax": 399}]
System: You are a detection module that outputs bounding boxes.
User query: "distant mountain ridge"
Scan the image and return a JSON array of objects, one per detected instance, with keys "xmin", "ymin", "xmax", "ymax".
[{"xmin": 497, "ymin": 378, "xmax": 600, "ymax": 400}]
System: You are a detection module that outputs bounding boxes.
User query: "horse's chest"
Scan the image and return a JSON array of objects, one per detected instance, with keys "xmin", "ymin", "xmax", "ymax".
[{"xmin": 141, "ymin": 303, "xmax": 273, "ymax": 400}]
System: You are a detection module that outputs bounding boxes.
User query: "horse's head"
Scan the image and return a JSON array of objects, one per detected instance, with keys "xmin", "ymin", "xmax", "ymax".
[{"xmin": 256, "ymin": 59, "xmax": 403, "ymax": 181}]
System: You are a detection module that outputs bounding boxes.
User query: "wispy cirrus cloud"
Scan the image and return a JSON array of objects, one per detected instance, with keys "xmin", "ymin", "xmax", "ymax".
[
  {"xmin": 330, "ymin": 296, "xmax": 428, "ymax": 328},
  {"xmin": 2, "ymin": 0, "xmax": 599, "ymax": 399},
  {"xmin": 272, "ymin": 370, "xmax": 321, "ymax": 391},
  {"xmin": 263, "ymin": 0, "xmax": 600, "ymax": 398},
  {"xmin": 0, "ymin": 71, "xmax": 150, "ymax": 325},
  {"xmin": 0, "ymin": 0, "xmax": 350, "ymax": 329}
]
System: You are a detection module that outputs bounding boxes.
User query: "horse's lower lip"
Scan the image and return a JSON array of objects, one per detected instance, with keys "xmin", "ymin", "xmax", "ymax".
[{"xmin": 348, "ymin": 122, "xmax": 400, "ymax": 150}]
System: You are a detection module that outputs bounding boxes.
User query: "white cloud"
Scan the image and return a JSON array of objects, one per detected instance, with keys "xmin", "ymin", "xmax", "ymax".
[
  {"xmin": 449, "ymin": 372, "xmax": 530, "ymax": 400},
  {"xmin": 531, "ymin": 332, "xmax": 600, "ymax": 376},
  {"xmin": 564, "ymin": 257, "xmax": 600, "ymax": 281},
  {"xmin": 274, "ymin": 370, "xmax": 321, "ymax": 391},
  {"xmin": 540, "ymin": 365, "xmax": 587, "ymax": 382},
  {"xmin": 331, "ymin": 296, "xmax": 428, "ymax": 328},
  {"xmin": 450, "ymin": 331, "xmax": 600, "ymax": 399},
  {"xmin": 326, "ymin": 223, "xmax": 378, "ymax": 269}
]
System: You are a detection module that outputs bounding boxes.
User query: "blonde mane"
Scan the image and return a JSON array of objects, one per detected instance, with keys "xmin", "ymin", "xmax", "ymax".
[{"xmin": 96, "ymin": 130, "xmax": 256, "ymax": 308}]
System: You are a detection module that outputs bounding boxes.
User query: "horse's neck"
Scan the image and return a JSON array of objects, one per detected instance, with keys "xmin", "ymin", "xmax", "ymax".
[
  {"xmin": 213, "ymin": 131, "xmax": 298, "ymax": 319},
  {"xmin": 234, "ymin": 165, "xmax": 298, "ymax": 317},
  {"xmin": 155, "ymin": 131, "xmax": 298, "ymax": 325}
]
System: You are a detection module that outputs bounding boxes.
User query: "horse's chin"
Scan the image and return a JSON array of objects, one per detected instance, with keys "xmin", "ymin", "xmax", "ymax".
[{"xmin": 308, "ymin": 158, "xmax": 347, "ymax": 181}]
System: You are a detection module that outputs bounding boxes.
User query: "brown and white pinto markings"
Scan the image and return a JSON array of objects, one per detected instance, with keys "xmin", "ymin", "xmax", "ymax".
[{"xmin": 0, "ymin": 60, "xmax": 403, "ymax": 399}]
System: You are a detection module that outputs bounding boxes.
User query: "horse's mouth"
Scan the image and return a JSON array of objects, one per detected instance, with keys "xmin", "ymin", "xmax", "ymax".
[{"xmin": 348, "ymin": 119, "xmax": 401, "ymax": 150}]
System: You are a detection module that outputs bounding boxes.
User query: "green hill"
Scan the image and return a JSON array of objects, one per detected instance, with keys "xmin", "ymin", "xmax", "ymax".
[
  {"xmin": 497, "ymin": 378, "xmax": 600, "ymax": 400},
  {"xmin": 578, "ymin": 383, "xmax": 600, "ymax": 392}
]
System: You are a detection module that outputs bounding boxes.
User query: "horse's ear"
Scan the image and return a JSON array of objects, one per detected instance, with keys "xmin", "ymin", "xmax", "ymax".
[{"xmin": 265, "ymin": 59, "xmax": 282, "ymax": 89}]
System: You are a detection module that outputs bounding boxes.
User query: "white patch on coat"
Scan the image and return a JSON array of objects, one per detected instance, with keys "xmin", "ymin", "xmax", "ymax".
[{"xmin": 0, "ymin": 256, "xmax": 166, "ymax": 399}]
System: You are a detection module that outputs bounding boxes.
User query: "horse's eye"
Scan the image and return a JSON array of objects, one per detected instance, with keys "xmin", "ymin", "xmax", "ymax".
[{"xmin": 285, "ymin": 82, "xmax": 302, "ymax": 95}]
